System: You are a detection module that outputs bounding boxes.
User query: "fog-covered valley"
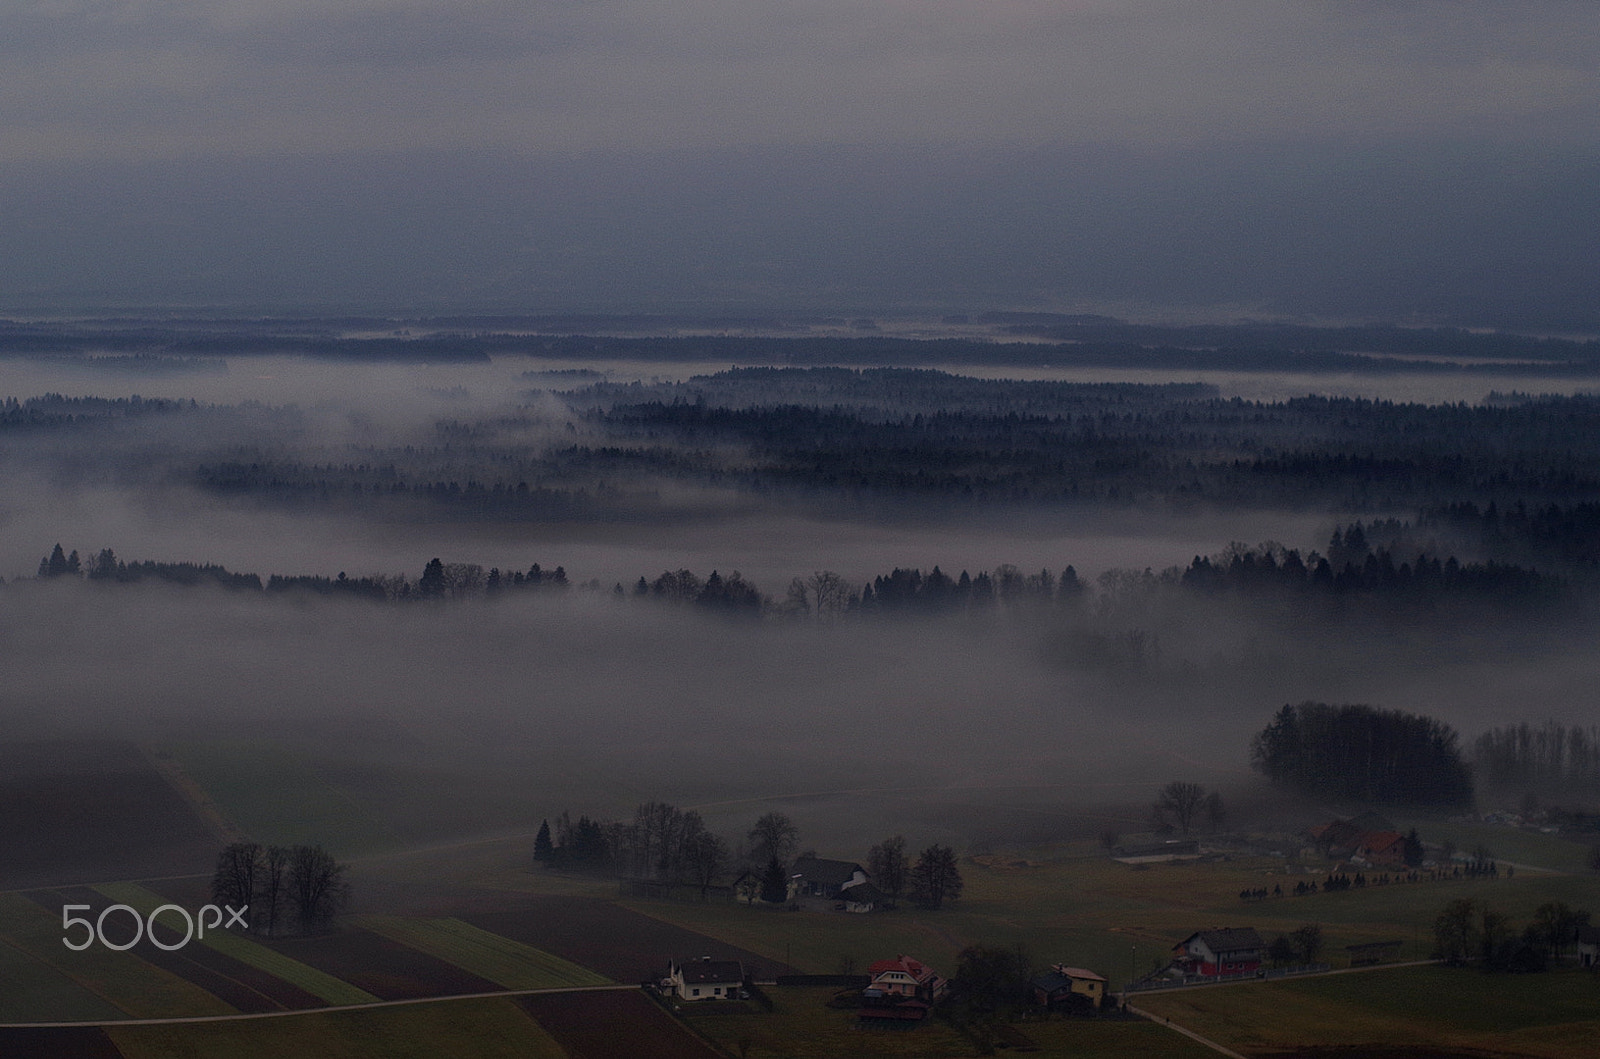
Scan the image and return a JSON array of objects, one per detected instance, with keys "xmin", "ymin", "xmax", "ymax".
[{"xmin": 7, "ymin": 335, "xmax": 1600, "ymax": 874}]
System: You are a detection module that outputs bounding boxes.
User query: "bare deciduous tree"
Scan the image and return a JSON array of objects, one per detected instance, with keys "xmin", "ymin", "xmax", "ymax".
[
  {"xmin": 909, "ymin": 843, "xmax": 963, "ymax": 909},
  {"xmin": 260, "ymin": 845, "xmax": 289, "ymax": 936},
  {"xmin": 748, "ymin": 811, "xmax": 799, "ymax": 867},
  {"xmin": 210, "ymin": 842, "xmax": 262, "ymax": 914},
  {"xmin": 807, "ymin": 571, "xmax": 848, "ymax": 621},
  {"xmin": 868, "ymin": 835, "xmax": 909, "ymax": 903},
  {"xmin": 289, "ymin": 844, "xmax": 349, "ymax": 929},
  {"xmin": 1154, "ymin": 781, "xmax": 1207, "ymax": 834},
  {"xmin": 684, "ymin": 820, "xmax": 729, "ymax": 898}
]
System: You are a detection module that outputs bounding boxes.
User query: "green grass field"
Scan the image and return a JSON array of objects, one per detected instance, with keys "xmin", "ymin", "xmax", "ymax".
[
  {"xmin": 1134, "ymin": 964, "xmax": 1600, "ymax": 1058},
  {"xmin": 159, "ymin": 742, "xmax": 408, "ymax": 857},
  {"xmin": 620, "ymin": 833, "xmax": 1598, "ymax": 991},
  {"xmin": 0, "ymin": 893, "xmax": 234, "ymax": 1020},
  {"xmin": 360, "ymin": 916, "xmax": 611, "ymax": 990},
  {"xmin": 10, "ymin": 744, "xmax": 1599, "ymax": 1059},
  {"xmin": 619, "ymin": 850, "xmax": 1418, "ymax": 985},
  {"xmin": 0, "ymin": 924, "xmax": 128, "ymax": 1023},
  {"xmin": 1391, "ymin": 815, "xmax": 1598, "ymax": 874},
  {"xmin": 107, "ymin": 998, "xmax": 569, "ymax": 1059},
  {"xmin": 682, "ymin": 984, "xmax": 1220, "ymax": 1059}
]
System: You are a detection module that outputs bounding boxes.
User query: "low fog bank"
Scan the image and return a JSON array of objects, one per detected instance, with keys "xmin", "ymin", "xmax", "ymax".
[
  {"xmin": 6, "ymin": 349, "xmax": 1598, "ymax": 413},
  {"xmin": 0, "ymin": 476, "xmax": 1329, "ymax": 600},
  {"xmin": 3, "ymin": 577, "xmax": 1593, "ymax": 854}
]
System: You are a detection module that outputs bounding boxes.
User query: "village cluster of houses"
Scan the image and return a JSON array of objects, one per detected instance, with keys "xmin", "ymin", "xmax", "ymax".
[
  {"xmin": 663, "ymin": 951, "xmax": 1108, "ymax": 1024},
  {"xmin": 785, "ymin": 855, "xmax": 886, "ymax": 912},
  {"xmin": 1305, "ymin": 812, "xmax": 1415, "ymax": 868},
  {"xmin": 664, "ymin": 819, "xmax": 1600, "ymax": 1030}
]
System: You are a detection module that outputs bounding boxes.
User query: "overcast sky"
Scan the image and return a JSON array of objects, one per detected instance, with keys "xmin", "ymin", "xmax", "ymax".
[{"xmin": 3, "ymin": 1, "xmax": 1597, "ymax": 321}]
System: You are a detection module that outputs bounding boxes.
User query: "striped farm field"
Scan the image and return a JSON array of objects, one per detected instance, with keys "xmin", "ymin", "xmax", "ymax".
[
  {"xmin": 260, "ymin": 928, "xmax": 501, "ymax": 1001},
  {"xmin": 361, "ymin": 915, "xmax": 611, "ymax": 990},
  {"xmin": 1134, "ymin": 964, "xmax": 1600, "ymax": 1058},
  {"xmin": 94, "ymin": 881, "xmax": 378, "ymax": 1008}
]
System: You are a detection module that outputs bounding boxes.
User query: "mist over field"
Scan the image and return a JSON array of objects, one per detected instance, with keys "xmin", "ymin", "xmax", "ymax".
[{"xmin": 7, "ymin": 348, "xmax": 1600, "ymax": 867}]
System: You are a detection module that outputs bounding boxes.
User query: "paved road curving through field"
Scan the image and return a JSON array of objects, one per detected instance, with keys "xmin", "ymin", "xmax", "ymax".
[{"xmin": 0, "ymin": 983, "xmax": 640, "ymax": 1030}]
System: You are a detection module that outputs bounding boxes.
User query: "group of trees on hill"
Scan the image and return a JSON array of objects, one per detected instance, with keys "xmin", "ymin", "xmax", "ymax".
[
  {"xmin": 1252, "ymin": 702, "xmax": 1475, "ymax": 807},
  {"xmin": 1434, "ymin": 898, "xmax": 1592, "ymax": 971},
  {"xmin": 210, "ymin": 842, "xmax": 349, "ymax": 936},
  {"xmin": 532, "ymin": 804, "xmax": 726, "ymax": 894},
  {"xmin": 1474, "ymin": 721, "xmax": 1600, "ymax": 798}
]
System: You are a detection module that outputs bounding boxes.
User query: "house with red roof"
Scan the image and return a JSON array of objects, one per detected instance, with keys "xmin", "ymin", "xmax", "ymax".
[
  {"xmin": 865, "ymin": 955, "xmax": 947, "ymax": 1002},
  {"xmin": 1353, "ymin": 830, "xmax": 1408, "ymax": 868}
]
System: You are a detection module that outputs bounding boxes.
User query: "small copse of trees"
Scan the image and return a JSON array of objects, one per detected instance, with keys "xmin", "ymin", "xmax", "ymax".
[
  {"xmin": 210, "ymin": 841, "xmax": 348, "ymax": 935},
  {"xmin": 1251, "ymin": 701, "xmax": 1474, "ymax": 807}
]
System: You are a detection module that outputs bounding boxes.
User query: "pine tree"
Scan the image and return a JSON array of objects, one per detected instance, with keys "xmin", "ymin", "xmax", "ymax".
[
  {"xmin": 418, "ymin": 558, "xmax": 446, "ymax": 598},
  {"xmin": 534, "ymin": 820, "xmax": 554, "ymax": 863},
  {"xmin": 40, "ymin": 543, "xmax": 69, "ymax": 577}
]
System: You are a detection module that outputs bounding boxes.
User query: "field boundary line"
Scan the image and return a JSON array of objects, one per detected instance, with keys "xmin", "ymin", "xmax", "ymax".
[
  {"xmin": 0, "ymin": 983, "xmax": 641, "ymax": 1029},
  {"xmin": 1129, "ymin": 958, "xmax": 1439, "ymax": 995},
  {"xmin": 1125, "ymin": 1003, "xmax": 1249, "ymax": 1059}
]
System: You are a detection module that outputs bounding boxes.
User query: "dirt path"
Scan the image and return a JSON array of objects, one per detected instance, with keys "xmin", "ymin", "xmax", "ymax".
[
  {"xmin": 1124, "ymin": 1003, "xmax": 1250, "ymax": 1059},
  {"xmin": 139, "ymin": 744, "xmax": 244, "ymax": 846}
]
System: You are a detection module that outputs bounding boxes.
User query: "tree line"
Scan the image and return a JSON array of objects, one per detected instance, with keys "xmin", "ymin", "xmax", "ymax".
[
  {"xmin": 534, "ymin": 803, "xmax": 729, "ymax": 897},
  {"xmin": 1433, "ymin": 898, "xmax": 1591, "ymax": 972},
  {"xmin": 1474, "ymin": 721, "xmax": 1600, "ymax": 798},
  {"xmin": 534, "ymin": 805, "xmax": 964, "ymax": 910},
  {"xmin": 22, "ymin": 536, "xmax": 1563, "ymax": 629},
  {"xmin": 135, "ymin": 370, "xmax": 1600, "ymax": 518}
]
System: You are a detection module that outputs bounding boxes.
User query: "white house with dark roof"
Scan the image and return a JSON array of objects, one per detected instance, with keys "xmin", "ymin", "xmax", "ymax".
[
  {"xmin": 667, "ymin": 956, "xmax": 745, "ymax": 1000},
  {"xmin": 1172, "ymin": 928, "xmax": 1263, "ymax": 976}
]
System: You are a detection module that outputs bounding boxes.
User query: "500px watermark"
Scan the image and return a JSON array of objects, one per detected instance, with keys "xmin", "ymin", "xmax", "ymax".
[{"xmin": 62, "ymin": 904, "xmax": 248, "ymax": 951}]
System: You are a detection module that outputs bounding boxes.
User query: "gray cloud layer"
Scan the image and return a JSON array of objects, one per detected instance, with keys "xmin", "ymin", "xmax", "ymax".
[
  {"xmin": 3, "ymin": 2, "xmax": 1596, "ymax": 322},
  {"xmin": 3, "ymin": 1, "xmax": 1597, "ymax": 162}
]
